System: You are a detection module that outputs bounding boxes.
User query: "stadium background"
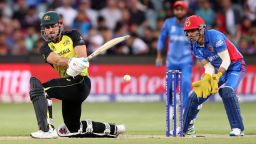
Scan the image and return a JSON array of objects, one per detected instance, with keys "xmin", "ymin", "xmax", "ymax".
[
  {"xmin": 0, "ymin": 0, "xmax": 255, "ymax": 102},
  {"xmin": 0, "ymin": 1, "xmax": 256, "ymax": 144}
]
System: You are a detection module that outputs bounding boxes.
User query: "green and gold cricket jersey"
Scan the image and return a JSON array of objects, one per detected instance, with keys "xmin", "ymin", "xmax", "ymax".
[{"xmin": 40, "ymin": 30, "xmax": 89, "ymax": 78}]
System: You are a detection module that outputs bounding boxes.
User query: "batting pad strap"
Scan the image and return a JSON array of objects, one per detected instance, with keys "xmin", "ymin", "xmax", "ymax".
[
  {"xmin": 85, "ymin": 120, "xmax": 93, "ymax": 133},
  {"xmin": 104, "ymin": 123, "xmax": 111, "ymax": 135},
  {"xmin": 75, "ymin": 121, "xmax": 118, "ymax": 138}
]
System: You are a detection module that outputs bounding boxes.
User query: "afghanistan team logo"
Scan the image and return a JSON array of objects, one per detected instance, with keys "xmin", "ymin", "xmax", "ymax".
[{"xmin": 185, "ymin": 19, "xmax": 190, "ymax": 27}]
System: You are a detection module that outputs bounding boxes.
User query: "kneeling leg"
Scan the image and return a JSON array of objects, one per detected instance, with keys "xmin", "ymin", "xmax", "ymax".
[{"xmin": 58, "ymin": 120, "xmax": 124, "ymax": 138}]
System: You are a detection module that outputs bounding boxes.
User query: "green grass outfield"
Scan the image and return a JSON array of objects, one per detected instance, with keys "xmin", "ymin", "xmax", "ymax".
[{"xmin": 0, "ymin": 102, "xmax": 255, "ymax": 144}]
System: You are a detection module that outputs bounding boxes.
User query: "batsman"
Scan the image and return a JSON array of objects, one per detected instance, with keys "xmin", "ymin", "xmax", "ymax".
[
  {"xmin": 30, "ymin": 11, "xmax": 125, "ymax": 139},
  {"xmin": 182, "ymin": 15, "xmax": 246, "ymax": 136}
]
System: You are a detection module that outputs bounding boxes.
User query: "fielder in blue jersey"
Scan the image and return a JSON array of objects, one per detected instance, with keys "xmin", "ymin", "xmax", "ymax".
[
  {"xmin": 182, "ymin": 15, "xmax": 245, "ymax": 137},
  {"xmin": 156, "ymin": 1, "xmax": 192, "ymax": 108}
]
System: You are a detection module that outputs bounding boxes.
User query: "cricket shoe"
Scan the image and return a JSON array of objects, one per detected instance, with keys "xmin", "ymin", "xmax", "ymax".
[
  {"xmin": 170, "ymin": 126, "xmax": 196, "ymax": 137},
  {"xmin": 116, "ymin": 124, "xmax": 126, "ymax": 136},
  {"xmin": 31, "ymin": 128, "xmax": 58, "ymax": 139},
  {"xmin": 57, "ymin": 123, "xmax": 72, "ymax": 137},
  {"xmin": 185, "ymin": 126, "xmax": 196, "ymax": 137},
  {"xmin": 229, "ymin": 128, "xmax": 244, "ymax": 136}
]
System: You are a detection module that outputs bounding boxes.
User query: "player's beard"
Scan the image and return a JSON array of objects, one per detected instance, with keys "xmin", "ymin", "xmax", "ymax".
[
  {"xmin": 41, "ymin": 25, "xmax": 62, "ymax": 42},
  {"xmin": 188, "ymin": 32, "xmax": 200, "ymax": 42},
  {"xmin": 43, "ymin": 30, "xmax": 61, "ymax": 42},
  {"xmin": 48, "ymin": 33, "xmax": 58, "ymax": 41}
]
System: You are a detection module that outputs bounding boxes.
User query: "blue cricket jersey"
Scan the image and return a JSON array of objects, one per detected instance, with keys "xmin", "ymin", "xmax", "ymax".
[
  {"xmin": 191, "ymin": 29, "xmax": 245, "ymax": 71},
  {"xmin": 157, "ymin": 17, "xmax": 192, "ymax": 66}
]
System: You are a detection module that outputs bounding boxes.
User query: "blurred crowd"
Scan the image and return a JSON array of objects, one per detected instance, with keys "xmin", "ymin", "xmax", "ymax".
[{"xmin": 0, "ymin": 0, "xmax": 255, "ymax": 56}]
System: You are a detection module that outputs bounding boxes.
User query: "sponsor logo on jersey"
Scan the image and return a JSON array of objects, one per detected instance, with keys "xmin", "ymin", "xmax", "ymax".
[
  {"xmin": 58, "ymin": 48, "xmax": 71, "ymax": 55},
  {"xmin": 208, "ymin": 55, "xmax": 218, "ymax": 62},
  {"xmin": 216, "ymin": 40, "xmax": 224, "ymax": 47}
]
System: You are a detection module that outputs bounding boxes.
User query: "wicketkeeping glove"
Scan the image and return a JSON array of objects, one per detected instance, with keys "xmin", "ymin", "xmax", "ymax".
[
  {"xmin": 211, "ymin": 72, "xmax": 222, "ymax": 94},
  {"xmin": 66, "ymin": 57, "xmax": 89, "ymax": 77},
  {"xmin": 192, "ymin": 74, "xmax": 212, "ymax": 98}
]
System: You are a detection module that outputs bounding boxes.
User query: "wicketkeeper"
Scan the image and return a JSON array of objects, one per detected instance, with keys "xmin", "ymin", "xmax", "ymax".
[
  {"xmin": 30, "ymin": 11, "xmax": 125, "ymax": 139},
  {"xmin": 182, "ymin": 15, "xmax": 246, "ymax": 136}
]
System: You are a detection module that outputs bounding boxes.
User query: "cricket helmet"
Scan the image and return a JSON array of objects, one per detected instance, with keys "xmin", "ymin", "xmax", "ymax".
[
  {"xmin": 40, "ymin": 11, "xmax": 63, "ymax": 42},
  {"xmin": 184, "ymin": 15, "xmax": 206, "ymax": 31},
  {"xmin": 41, "ymin": 11, "xmax": 62, "ymax": 26}
]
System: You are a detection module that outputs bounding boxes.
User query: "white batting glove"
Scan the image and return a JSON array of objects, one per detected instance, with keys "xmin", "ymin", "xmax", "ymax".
[{"xmin": 66, "ymin": 57, "xmax": 89, "ymax": 77}]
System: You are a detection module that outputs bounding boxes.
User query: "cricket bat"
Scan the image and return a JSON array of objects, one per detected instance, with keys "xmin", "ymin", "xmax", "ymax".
[{"xmin": 85, "ymin": 35, "xmax": 130, "ymax": 61}]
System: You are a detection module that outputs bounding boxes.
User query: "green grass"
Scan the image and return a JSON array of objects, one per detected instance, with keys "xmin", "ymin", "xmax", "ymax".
[{"xmin": 0, "ymin": 102, "xmax": 255, "ymax": 144}]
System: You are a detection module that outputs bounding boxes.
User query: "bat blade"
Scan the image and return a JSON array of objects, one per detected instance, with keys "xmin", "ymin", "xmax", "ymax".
[{"xmin": 86, "ymin": 35, "xmax": 130, "ymax": 61}]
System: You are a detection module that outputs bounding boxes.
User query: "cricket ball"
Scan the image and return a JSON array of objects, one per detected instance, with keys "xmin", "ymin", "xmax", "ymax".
[{"xmin": 123, "ymin": 74, "xmax": 131, "ymax": 81}]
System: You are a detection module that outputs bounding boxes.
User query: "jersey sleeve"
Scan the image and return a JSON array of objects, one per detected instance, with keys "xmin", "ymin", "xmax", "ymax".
[
  {"xmin": 40, "ymin": 43, "xmax": 52, "ymax": 62},
  {"xmin": 69, "ymin": 30, "xmax": 86, "ymax": 47},
  {"xmin": 213, "ymin": 33, "xmax": 227, "ymax": 53},
  {"xmin": 157, "ymin": 20, "xmax": 169, "ymax": 52}
]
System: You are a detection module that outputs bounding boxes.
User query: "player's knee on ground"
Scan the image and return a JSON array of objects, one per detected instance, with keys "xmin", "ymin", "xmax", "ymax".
[
  {"xmin": 58, "ymin": 120, "xmax": 120, "ymax": 138},
  {"xmin": 30, "ymin": 77, "xmax": 49, "ymax": 132},
  {"xmin": 219, "ymin": 87, "xmax": 244, "ymax": 131},
  {"xmin": 82, "ymin": 120, "xmax": 117, "ymax": 136}
]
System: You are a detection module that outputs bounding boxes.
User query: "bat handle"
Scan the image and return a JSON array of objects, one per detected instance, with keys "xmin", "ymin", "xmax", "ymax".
[{"xmin": 82, "ymin": 57, "xmax": 89, "ymax": 62}]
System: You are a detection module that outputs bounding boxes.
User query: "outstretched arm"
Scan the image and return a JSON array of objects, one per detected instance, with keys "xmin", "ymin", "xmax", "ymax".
[{"xmin": 46, "ymin": 52, "xmax": 69, "ymax": 67}]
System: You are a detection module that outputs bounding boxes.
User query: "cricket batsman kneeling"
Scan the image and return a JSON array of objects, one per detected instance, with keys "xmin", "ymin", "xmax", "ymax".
[
  {"xmin": 30, "ymin": 11, "xmax": 125, "ymax": 139},
  {"xmin": 182, "ymin": 15, "xmax": 245, "ymax": 136}
]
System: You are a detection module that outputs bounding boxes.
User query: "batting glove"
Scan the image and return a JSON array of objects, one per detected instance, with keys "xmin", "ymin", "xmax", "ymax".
[{"xmin": 66, "ymin": 57, "xmax": 89, "ymax": 77}]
